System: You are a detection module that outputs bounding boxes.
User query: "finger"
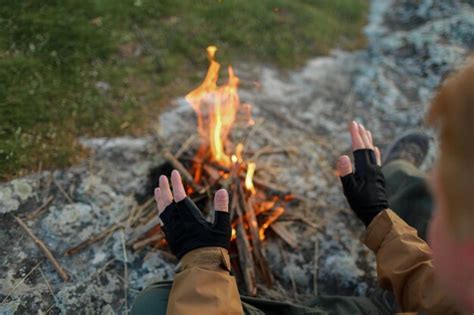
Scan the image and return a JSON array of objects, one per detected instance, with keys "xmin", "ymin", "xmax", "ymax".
[
  {"xmin": 367, "ymin": 130, "xmax": 373, "ymax": 147},
  {"xmin": 358, "ymin": 123, "xmax": 373, "ymax": 149},
  {"xmin": 349, "ymin": 121, "xmax": 364, "ymax": 151},
  {"xmin": 336, "ymin": 155, "xmax": 353, "ymax": 177},
  {"xmin": 213, "ymin": 189, "xmax": 229, "ymax": 212},
  {"xmin": 159, "ymin": 175, "xmax": 173, "ymax": 209},
  {"xmin": 155, "ymin": 187, "xmax": 165, "ymax": 214},
  {"xmin": 170, "ymin": 170, "xmax": 187, "ymax": 202},
  {"xmin": 374, "ymin": 146, "xmax": 382, "ymax": 166}
]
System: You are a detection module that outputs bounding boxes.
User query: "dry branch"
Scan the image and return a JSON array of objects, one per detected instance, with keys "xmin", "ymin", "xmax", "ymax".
[
  {"xmin": 132, "ymin": 233, "xmax": 164, "ymax": 251},
  {"xmin": 231, "ymin": 180, "xmax": 257, "ymax": 296},
  {"xmin": 66, "ymin": 223, "xmax": 122, "ymax": 256},
  {"xmin": 270, "ymin": 222, "xmax": 298, "ymax": 249},
  {"xmin": 238, "ymin": 184, "xmax": 273, "ymax": 286},
  {"xmin": 12, "ymin": 215, "xmax": 69, "ymax": 282},
  {"xmin": 25, "ymin": 195, "xmax": 54, "ymax": 220},
  {"xmin": 163, "ymin": 149, "xmax": 204, "ymax": 193}
]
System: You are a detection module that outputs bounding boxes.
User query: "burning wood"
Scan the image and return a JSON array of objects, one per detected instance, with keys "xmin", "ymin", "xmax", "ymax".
[
  {"xmin": 64, "ymin": 46, "xmax": 297, "ymax": 296},
  {"xmin": 118, "ymin": 46, "xmax": 295, "ymax": 295}
]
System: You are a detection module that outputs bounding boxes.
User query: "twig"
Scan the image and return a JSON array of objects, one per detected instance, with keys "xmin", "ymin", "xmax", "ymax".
[
  {"xmin": 120, "ymin": 230, "xmax": 129, "ymax": 315},
  {"xmin": 53, "ymin": 180, "xmax": 74, "ymax": 203},
  {"xmin": 238, "ymin": 184, "xmax": 273, "ymax": 286},
  {"xmin": 163, "ymin": 149, "xmax": 204, "ymax": 193},
  {"xmin": 65, "ymin": 223, "xmax": 122, "ymax": 256},
  {"xmin": 12, "ymin": 215, "xmax": 69, "ymax": 282},
  {"xmin": 39, "ymin": 267, "xmax": 56, "ymax": 300},
  {"xmin": 25, "ymin": 196, "xmax": 54, "ymax": 220},
  {"xmin": 313, "ymin": 239, "xmax": 320, "ymax": 296},
  {"xmin": 175, "ymin": 134, "xmax": 198, "ymax": 159},
  {"xmin": 127, "ymin": 217, "xmax": 161, "ymax": 247},
  {"xmin": 231, "ymin": 177, "xmax": 257, "ymax": 296},
  {"xmin": 92, "ymin": 258, "xmax": 116, "ymax": 280},
  {"xmin": 132, "ymin": 233, "xmax": 164, "ymax": 251},
  {"xmin": 38, "ymin": 267, "xmax": 57, "ymax": 313},
  {"xmin": 270, "ymin": 222, "xmax": 298, "ymax": 249},
  {"xmin": 1, "ymin": 260, "xmax": 43, "ymax": 304},
  {"xmin": 249, "ymin": 146, "xmax": 298, "ymax": 162},
  {"xmin": 277, "ymin": 239, "xmax": 299, "ymax": 301}
]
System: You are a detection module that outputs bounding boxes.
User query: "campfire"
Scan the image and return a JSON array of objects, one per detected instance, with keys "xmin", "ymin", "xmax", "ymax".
[
  {"xmin": 160, "ymin": 46, "xmax": 296, "ymax": 295},
  {"xmin": 67, "ymin": 46, "xmax": 296, "ymax": 296}
]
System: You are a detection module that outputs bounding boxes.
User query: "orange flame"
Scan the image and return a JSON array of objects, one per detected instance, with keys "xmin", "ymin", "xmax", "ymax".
[
  {"xmin": 245, "ymin": 162, "xmax": 256, "ymax": 195},
  {"xmin": 185, "ymin": 46, "xmax": 240, "ymax": 166},
  {"xmin": 259, "ymin": 207, "xmax": 284, "ymax": 240}
]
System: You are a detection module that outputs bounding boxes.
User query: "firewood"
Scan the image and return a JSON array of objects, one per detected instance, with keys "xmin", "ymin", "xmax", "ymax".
[
  {"xmin": 269, "ymin": 222, "xmax": 298, "ymax": 249},
  {"xmin": 132, "ymin": 233, "xmax": 164, "ymax": 251},
  {"xmin": 66, "ymin": 223, "xmax": 123, "ymax": 256},
  {"xmin": 12, "ymin": 215, "xmax": 69, "ymax": 282},
  {"xmin": 238, "ymin": 183, "xmax": 273, "ymax": 286},
  {"xmin": 231, "ymin": 181, "xmax": 257, "ymax": 296},
  {"xmin": 163, "ymin": 149, "xmax": 205, "ymax": 193},
  {"xmin": 127, "ymin": 217, "xmax": 161, "ymax": 247}
]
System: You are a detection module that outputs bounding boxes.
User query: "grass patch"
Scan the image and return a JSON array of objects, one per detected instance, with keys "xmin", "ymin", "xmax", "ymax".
[{"xmin": 0, "ymin": 0, "xmax": 368, "ymax": 180}]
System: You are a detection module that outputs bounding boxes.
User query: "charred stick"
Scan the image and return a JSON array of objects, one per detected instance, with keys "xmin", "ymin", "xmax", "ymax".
[
  {"xmin": 163, "ymin": 149, "xmax": 204, "ymax": 193},
  {"xmin": 12, "ymin": 215, "xmax": 69, "ymax": 282},
  {"xmin": 231, "ymin": 178, "xmax": 257, "ymax": 296},
  {"xmin": 269, "ymin": 222, "xmax": 298, "ymax": 249},
  {"xmin": 132, "ymin": 233, "xmax": 164, "ymax": 251},
  {"xmin": 238, "ymin": 183, "xmax": 273, "ymax": 286}
]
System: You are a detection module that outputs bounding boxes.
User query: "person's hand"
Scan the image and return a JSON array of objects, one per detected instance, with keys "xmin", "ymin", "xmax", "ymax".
[
  {"xmin": 336, "ymin": 121, "xmax": 388, "ymax": 227},
  {"xmin": 154, "ymin": 170, "xmax": 231, "ymax": 259}
]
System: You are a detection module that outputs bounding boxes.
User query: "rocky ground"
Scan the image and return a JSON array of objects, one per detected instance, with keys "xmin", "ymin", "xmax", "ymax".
[{"xmin": 1, "ymin": 0, "xmax": 473, "ymax": 313}]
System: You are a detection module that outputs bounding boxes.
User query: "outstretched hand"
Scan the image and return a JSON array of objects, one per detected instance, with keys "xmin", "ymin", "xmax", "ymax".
[
  {"xmin": 336, "ymin": 121, "xmax": 388, "ymax": 227},
  {"xmin": 154, "ymin": 170, "xmax": 231, "ymax": 259}
]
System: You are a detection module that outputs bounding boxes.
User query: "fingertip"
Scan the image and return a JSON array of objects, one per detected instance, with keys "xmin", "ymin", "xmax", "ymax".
[
  {"xmin": 171, "ymin": 169, "xmax": 180, "ymax": 178},
  {"xmin": 374, "ymin": 146, "xmax": 382, "ymax": 166},
  {"xmin": 336, "ymin": 155, "xmax": 353, "ymax": 176},
  {"xmin": 214, "ymin": 189, "xmax": 229, "ymax": 212},
  {"xmin": 154, "ymin": 187, "xmax": 161, "ymax": 200}
]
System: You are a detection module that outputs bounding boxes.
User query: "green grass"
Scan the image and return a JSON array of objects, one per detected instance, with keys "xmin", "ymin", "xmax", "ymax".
[{"xmin": 0, "ymin": 0, "xmax": 368, "ymax": 180}]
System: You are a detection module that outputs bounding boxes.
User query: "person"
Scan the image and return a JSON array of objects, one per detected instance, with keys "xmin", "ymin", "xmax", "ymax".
[{"xmin": 131, "ymin": 62, "xmax": 474, "ymax": 314}]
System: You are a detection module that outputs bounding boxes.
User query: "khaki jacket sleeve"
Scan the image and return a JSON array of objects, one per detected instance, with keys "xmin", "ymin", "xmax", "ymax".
[
  {"xmin": 363, "ymin": 209, "xmax": 459, "ymax": 314},
  {"xmin": 166, "ymin": 247, "xmax": 244, "ymax": 315}
]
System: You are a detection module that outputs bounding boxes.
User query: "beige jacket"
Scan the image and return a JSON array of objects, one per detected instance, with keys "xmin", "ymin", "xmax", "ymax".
[{"xmin": 166, "ymin": 209, "xmax": 459, "ymax": 314}]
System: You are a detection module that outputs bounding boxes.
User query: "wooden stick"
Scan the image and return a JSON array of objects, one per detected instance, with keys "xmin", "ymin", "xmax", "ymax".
[
  {"xmin": 132, "ymin": 233, "xmax": 164, "ymax": 251},
  {"xmin": 1, "ymin": 259, "xmax": 44, "ymax": 304},
  {"xmin": 163, "ymin": 149, "xmax": 204, "ymax": 193},
  {"xmin": 313, "ymin": 238, "xmax": 320, "ymax": 296},
  {"xmin": 127, "ymin": 217, "xmax": 161, "ymax": 247},
  {"xmin": 120, "ymin": 230, "xmax": 129, "ymax": 315},
  {"xmin": 238, "ymin": 184, "xmax": 273, "ymax": 286},
  {"xmin": 12, "ymin": 215, "xmax": 69, "ymax": 282},
  {"xmin": 231, "ymin": 179, "xmax": 257, "ymax": 296},
  {"xmin": 175, "ymin": 134, "xmax": 198, "ymax": 159},
  {"xmin": 25, "ymin": 195, "xmax": 54, "ymax": 220},
  {"xmin": 270, "ymin": 222, "xmax": 298, "ymax": 249},
  {"xmin": 53, "ymin": 180, "xmax": 74, "ymax": 204},
  {"xmin": 66, "ymin": 223, "xmax": 122, "ymax": 256}
]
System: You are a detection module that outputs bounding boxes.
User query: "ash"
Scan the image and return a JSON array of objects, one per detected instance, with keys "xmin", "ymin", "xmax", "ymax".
[{"xmin": 1, "ymin": 0, "xmax": 473, "ymax": 313}]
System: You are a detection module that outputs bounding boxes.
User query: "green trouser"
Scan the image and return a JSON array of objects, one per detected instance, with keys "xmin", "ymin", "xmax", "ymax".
[{"xmin": 131, "ymin": 160, "xmax": 432, "ymax": 315}]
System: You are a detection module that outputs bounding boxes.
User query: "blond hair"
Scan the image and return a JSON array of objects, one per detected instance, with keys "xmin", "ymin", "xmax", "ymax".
[{"xmin": 427, "ymin": 60, "xmax": 474, "ymax": 239}]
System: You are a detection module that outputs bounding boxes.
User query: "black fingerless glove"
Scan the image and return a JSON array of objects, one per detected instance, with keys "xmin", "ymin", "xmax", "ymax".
[
  {"xmin": 340, "ymin": 149, "xmax": 389, "ymax": 227},
  {"xmin": 159, "ymin": 197, "xmax": 231, "ymax": 259}
]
